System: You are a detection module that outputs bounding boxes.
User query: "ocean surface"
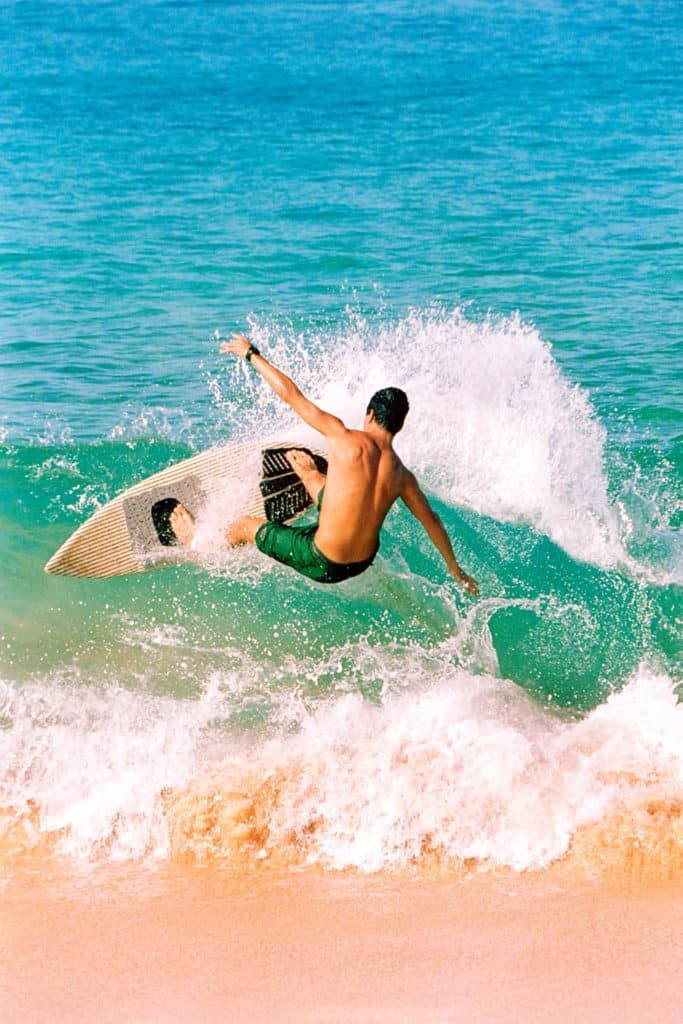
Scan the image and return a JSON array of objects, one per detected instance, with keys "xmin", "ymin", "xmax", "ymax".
[{"xmin": 1, "ymin": 0, "xmax": 681, "ymax": 875}]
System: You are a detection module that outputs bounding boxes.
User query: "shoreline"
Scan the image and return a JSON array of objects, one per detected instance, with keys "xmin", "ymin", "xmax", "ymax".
[{"xmin": 4, "ymin": 860, "xmax": 683, "ymax": 1024}]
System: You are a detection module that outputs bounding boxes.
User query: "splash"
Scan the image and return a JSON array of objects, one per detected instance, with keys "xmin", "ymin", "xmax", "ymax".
[
  {"xmin": 0, "ymin": 676, "xmax": 220, "ymax": 861},
  {"xmin": 4, "ymin": 660, "xmax": 683, "ymax": 879}
]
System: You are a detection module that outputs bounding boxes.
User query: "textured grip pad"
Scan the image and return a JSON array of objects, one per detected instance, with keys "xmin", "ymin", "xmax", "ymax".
[{"xmin": 122, "ymin": 476, "xmax": 206, "ymax": 559}]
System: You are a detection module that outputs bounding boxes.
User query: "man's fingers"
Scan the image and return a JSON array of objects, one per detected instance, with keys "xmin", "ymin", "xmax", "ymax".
[
  {"xmin": 458, "ymin": 573, "xmax": 479, "ymax": 596},
  {"xmin": 219, "ymin": 340, "xmax": 241, "ymax": 354},
  {"xmin": 219, "ymin": 334, "xmax": 251, "ymax": 358}
]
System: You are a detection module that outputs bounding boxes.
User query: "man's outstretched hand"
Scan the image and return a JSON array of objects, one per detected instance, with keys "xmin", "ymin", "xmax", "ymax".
[
  {"xmin": 219, "ymin": 333, "xmax": 252, "ymax": 358},
  {"xmin": 451, "ymin": 567, "xmax": 480, "ymax": 596}
]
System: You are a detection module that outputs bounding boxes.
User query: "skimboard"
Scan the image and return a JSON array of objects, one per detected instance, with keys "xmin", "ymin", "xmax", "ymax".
[{"xmin": 44, "ymin": 439, "xmax": 328, "ymax": 579}]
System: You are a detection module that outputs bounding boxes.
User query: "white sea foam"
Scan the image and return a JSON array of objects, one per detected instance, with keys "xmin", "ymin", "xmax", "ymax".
[
  {"xmin": 3, "ymin": 660, "xmax": 682, "ymax": 872},
  {"xmin": 257, "ymin": 663, "xmax": 683, "ymax": 871},
  {"xmin": 0, "ymin": 676, "xmax": 218, "ymax": 861}
]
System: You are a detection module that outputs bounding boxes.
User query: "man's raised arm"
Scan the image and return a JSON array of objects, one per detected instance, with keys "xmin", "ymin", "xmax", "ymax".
[
  {"xmin": 220, "ymin": 333, "xmax": 347, "ymax": 439},
  {"xmin": 401, "ymin": 471, "xmax": 479, "ymax": 595}
]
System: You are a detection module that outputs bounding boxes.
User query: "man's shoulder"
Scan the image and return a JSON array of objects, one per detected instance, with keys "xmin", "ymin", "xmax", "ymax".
[{"xmin": 330, "ymin": 427, "xmax": 372, "ymax": 452}]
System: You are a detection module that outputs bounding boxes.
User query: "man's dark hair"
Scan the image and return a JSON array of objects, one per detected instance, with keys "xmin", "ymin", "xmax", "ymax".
[{"xmin": 366, "ymin": 387, "xmax": 409, "ymax": 435}]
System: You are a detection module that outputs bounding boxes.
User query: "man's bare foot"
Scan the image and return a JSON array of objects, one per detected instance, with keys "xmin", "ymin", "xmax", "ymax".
[
  {"xmin": 286, "ymin": 449, "xmax": 326, "ymax": 503},
  {"xmin": 286, "ymin": 449, "xmax": 317, "ymax": 476},
  {"xmin": 169, "ymin": 503, "xmax": 196, "ymax": 546}
]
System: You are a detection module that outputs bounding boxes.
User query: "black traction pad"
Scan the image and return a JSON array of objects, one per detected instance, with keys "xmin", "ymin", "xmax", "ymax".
[
  {"xmin": 260, "ymin": 471, "xmax": 300, "ymax": 497},
  {"xmin": 261, "ymin": 447, "xmax": 328, "ymax": 524}
]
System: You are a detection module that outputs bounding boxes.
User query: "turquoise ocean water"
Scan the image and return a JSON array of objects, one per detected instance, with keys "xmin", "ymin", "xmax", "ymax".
[{"xmin": 1, "ymin": 0, "xmax": 681, "ymax": 870}]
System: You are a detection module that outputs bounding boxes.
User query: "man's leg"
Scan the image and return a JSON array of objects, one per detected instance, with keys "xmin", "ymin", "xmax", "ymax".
[
  {"xmin": 286, "ymin": 450, "xmax": 326, "ymax": 504},
  {"xmin": 225, "ymin": 514, "xmax": 266, "ymax": 546},
  {"xmin": 169, "ymin": 506, "xmax": 265, "ymax": 548}
]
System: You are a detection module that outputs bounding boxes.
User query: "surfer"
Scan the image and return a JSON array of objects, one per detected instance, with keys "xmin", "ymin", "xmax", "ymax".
[{"xmin": 170, "ymin": 334, "xmax": 479, "ymax": 594}]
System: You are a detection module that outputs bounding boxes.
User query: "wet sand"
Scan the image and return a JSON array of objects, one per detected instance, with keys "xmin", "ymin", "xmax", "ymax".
[{"xmin": 3, "ymin": 863, "xmax": 683, "ymax": 1024}]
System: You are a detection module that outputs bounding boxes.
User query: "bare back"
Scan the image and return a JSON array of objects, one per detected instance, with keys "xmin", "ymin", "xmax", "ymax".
[{"xmin": 314, "ymin": 429, "xmax": 406, "ymax": 563}]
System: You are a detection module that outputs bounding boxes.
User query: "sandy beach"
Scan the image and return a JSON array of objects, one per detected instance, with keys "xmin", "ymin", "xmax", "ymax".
[{"xmin": 3, "ymin": 857, "xmax": 683, "ymax": 1024}]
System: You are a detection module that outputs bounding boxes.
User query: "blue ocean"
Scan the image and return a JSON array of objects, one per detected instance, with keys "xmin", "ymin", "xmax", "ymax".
[{"xmin": 1, "ymin": 0, "xmax": 681, "ymax": 874}]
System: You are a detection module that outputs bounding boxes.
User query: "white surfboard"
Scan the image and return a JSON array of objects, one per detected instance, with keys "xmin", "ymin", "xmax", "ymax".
[{"xmin": 44, "ymin": 438, "xmax": 328, "ymax": 579}]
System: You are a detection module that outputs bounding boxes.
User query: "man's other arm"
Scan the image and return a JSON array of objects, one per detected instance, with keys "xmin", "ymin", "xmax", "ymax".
[{"xmin": 401, "ymin": 471, "xmax": 479, "ymax": 595}]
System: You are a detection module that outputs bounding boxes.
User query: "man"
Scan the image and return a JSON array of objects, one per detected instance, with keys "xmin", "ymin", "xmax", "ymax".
[{"xmin": 170, "ymin": 333, "xmax": 479, "ymax": 594}]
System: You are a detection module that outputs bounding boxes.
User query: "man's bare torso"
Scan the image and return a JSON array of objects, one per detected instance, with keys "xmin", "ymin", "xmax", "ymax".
[{"xmin": 314, "ymin": 430, "xmax": 406, "ymax": 563}]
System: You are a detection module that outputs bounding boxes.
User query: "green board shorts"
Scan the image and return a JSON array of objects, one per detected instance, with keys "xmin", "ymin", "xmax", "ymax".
[{"xmin": 255, "ymin": 488, "xmax": 378, "ymax": 585}]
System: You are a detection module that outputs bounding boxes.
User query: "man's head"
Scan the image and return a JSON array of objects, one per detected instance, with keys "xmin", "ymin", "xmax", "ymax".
[{"xmin": 365, "ymin": 387, "xmax": 409, "ymax": 435}]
